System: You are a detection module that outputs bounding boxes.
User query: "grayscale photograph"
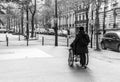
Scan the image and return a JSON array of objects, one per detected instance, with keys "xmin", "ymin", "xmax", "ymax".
[{"xmin": 0, "ymin": 0, "xmax": 120, "ymax": 82}]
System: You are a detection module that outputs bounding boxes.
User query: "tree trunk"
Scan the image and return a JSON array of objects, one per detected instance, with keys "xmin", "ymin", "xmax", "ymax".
[
  {"xmin": 16, "ymin": 18, "xmax": 17, "ymax": 33},
  {"xmin": 26, "ymin": 5, "xmax": 29, "ymax": 39},
  {"xmin": 90, "ymin": 10, "xmax": 94, "ymax": 48},
  {"xmin": 14, "ymin": 17, "xmax": 15, "ymax": 32},
  {"xmin": 86, "ymin": 7, "xmax": 89, "ymax": 33},
  {"xmin": 113, "ymin": 9, "xmax": 117, "ymax": 28},
  {"xmin": 55, "ymin": 0, "xmax": 58, "ymax": 46},
  {"xmin": 8, "ymin": 17, "xmax": 10, "ymax": 31},
  {"xmin": 21, "ymin": 6, "xmax": 24, "ymax": 35},
  {"xmin": 31, "ymin": 14, "xmax": 35, "ymax": 37},
  {"xmin": 103, "ymin": 6, "xmax": 106, "ymax": 34},
  {"xmin": 30, "ymin": 0, "xmax": 36, "ymax": 38},
  {"xmin": 59, "ymin": 16, "xmax": 61, "ymax": 29},
  {"xmin": 95, "ymin": 6, "xmax": 100, "ymax": 51}
]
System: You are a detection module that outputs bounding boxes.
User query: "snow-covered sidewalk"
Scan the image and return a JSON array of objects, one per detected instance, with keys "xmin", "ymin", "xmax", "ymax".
[
  {"xmin": 0, "ymin": 33, "xmax": 120, "ymax": 63},
  {"xmin": 89, "ymin": 48, "xmax": 120, "ymax": 63}
]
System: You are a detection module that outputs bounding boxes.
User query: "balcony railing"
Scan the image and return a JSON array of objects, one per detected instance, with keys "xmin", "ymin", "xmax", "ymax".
[
  {"xmin": 75, "ymin": 8, "xmax": 87, "ymax": 13},
  {"xmin": 75, "ymin": 20, "xmax": 87, "ymax": 24}
]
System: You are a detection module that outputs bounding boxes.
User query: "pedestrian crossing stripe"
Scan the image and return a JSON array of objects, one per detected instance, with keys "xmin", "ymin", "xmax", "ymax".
[{"xmin": 0, "ymin": 48, "xmax": 53, "ymax": 60}]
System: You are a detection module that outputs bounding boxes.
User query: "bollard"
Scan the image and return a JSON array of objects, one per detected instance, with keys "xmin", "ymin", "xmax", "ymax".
[
  {"xmin": 42, "ymin": 37, "xmax": 44, "ymax": 46},
  {"xmin": 27, "ymin": 36, "xmax": 29, "ymax": 46},
  {"xmin": 67, "ymin": 36, "xmax": 69, "ymax": 47},
  {"xmin": 19, "ymin": 34, "xmax": 20, "ymax": 41},
  {"xmin": 6, "ymin": 36, "xmax": 8, "ymax": 46}
]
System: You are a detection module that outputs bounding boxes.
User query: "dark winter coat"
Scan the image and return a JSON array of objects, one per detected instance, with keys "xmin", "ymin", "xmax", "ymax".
[{"xmin": 70, "ymin": 31, "xmax": 90, "ymax": 54}]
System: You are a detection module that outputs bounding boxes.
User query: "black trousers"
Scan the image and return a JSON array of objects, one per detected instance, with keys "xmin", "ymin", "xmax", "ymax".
[{"xmin": 80, "ymin": 53, "xmax": 86, "ymax": 66}]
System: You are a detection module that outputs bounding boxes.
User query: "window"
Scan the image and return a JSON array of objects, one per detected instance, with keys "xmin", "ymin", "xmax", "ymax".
[
  {"xmin": 78, "ymin": 6, "xmax": 79, "ymax": 10},
  {"xmin": 83, "ymin": 14, "xmax": 84, "ymax": 20},
  {"xmin": 105, "ymin": 6, "xmax": 108, "ymax": 10},
  {"xmin": 79, "ymin": 5, "xmax": 81, "ymax": 10},
  {"xmin": 104, "ymin": 33, "xmax": 118, "ymax": 39},
  {"xmin": 76, "ymin": 14, "xmax": 79, "ymax": 21},
  {"xmin": 109, "ymin": 34, "xmax": 114, "ymax": 38},
  {"xmin": 84, "ymin": 14, "xmax": 86, "ymax": 20},
  {"xmin": 82, "ymin": 13, "xmax": 85, "ymax": 20},
  {"xmin": 77, "ymin": 14, "xmax": 79, "ymax": 21},
  {"xmin": 81, "ymin": 3, "xmax": 84, "ymax": 9},
  {"xmin": 104, "ymin": 33, "xmax": 111, "ymax": 38},
  {"xmin": 79, "ymin": 14, "xmax": 81, "ymax": 21},
  {"xmin": 113, "ymin": 33, "xmax": 119, "ymax": 39},
  {"xmin": 83, "ymin": 13, "xmax": 86, "ymax": 20},
  {"xmin": 112, "ymin": 0, "xmax": 118, "ymax": 6},
  {"xmin": 113, "ymin": 3, "xmax": 118, "ymax": 7}
]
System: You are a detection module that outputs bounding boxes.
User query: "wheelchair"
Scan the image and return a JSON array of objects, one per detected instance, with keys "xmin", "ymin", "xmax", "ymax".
[{"xmin": 68, "ymin": 48, "xmax": 89, "ymax": 68}]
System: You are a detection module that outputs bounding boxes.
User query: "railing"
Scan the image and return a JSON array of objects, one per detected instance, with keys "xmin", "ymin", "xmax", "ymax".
[{"xmin": 0, "ymin": 34, "xmax": 74, "ymax": 47}]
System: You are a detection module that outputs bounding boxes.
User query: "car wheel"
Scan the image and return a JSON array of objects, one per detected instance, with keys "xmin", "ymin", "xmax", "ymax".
[
  {"xmin": 101, "ymin": 43, "xmax": 107, "ymax": 50},
  {"xmin": 117, "ymin": 45, "xmax": 120, "ymax": 52}
]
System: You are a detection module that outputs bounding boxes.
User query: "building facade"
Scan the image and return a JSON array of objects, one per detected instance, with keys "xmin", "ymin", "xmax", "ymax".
[
  {"xmin": 74, "ymin": 2, "xmax": 88, "ymax": 34},
  {"xmin": 50, "ymin": 9, "xmax": 76, "ymax": 36},
  {"xmin": 105, "ymin": 0, "xmax": 120, "ymax": 30},
  {"xmin": 51, "ymin": 0, "xmax": 120, "ymax": 37},
  {"xmin": 89, "ymin": 0, "xmax": 120, "ymax": 34},
  {"xmin": 58, "ymin": 10, "xmax": 75, "ymax": 30},
  {"xmin": 56, "ymin": 2, "xmax": 88, "ymax": 35},
  {"xmin": 88, "ymin": 0, "xmax": 120, "ymax": 47}
]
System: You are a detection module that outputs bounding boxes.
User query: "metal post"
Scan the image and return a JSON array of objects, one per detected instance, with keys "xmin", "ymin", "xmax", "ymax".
[
  {"xmin": 6, "ymin": 35, "xmax": 8, "ymax": 46},
  {"xmin": 19, "ymin": 33, "xmax": 20, "ymax": 41},
  {"xmin": 55, "ymin": 0, "xmax": 58, "ymax": 46},
  {"xmin": 42, "ymin": 36, "xmax": 44, "ymax": 46},
  {"xmin": 27, "ymin": 36, "xmax": 28, "ymax": 46},
  {"xmin": 19, "ymin": 23, "xmax": 20, "ymax": 41},
  {"xmin": 67, "ymin": 36, "xmax": 69, "ymax": 47}
]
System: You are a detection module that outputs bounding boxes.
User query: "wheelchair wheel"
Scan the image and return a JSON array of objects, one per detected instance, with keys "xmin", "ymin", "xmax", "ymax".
[
  {"xmin": 85, "ymin": 53, "xmax": 89, "ymax": 65},
  {"xmin": 68, "ymin": 49, "xmax": 74, "ymax": 67}
]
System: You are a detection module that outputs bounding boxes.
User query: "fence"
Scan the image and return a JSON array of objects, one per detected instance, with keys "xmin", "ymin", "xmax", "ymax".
[{"xmin": 0, "ymin": 34, "xmax": 74, "ymax": 47}]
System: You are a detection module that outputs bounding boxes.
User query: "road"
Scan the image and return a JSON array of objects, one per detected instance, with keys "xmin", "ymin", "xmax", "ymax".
[{"xmin": 0, "ymin": 46, "xmax": 120, "ymax": 82}]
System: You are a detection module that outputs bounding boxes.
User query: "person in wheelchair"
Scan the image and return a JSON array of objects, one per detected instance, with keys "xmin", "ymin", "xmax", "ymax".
[{"xmin": 70, "ymin": 26, "xmax": 90, "ymax": 67}]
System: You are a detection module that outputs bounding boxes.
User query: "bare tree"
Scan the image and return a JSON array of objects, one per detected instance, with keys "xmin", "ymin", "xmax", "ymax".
[
  {"xmin": 0, "ymin": 4, "xmax": 6, "ymax": 25},
  {"xmin": 42, "ymin": 0, "xmax": 53, "ymax": 29},
  {"xmin": 29, "ymin": 0, "xmax": 36, "ymax": 38}
]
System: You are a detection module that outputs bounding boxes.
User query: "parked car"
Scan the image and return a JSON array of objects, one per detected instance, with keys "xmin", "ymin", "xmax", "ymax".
[
  {"xmin": 62, "ymin": 30, "xmax": 67, "ymax": 35},
  {"xmin": 60, "ymin": 30, "xmax": 68, "ymax": 37},
  {"xmin": 58, "ymin": 30, "xmax": 63, "ymax": 36},
  {"xmin": 39, "ymin": 28, "xmax": 48, "ymax": 34},
  {"xmin": 0, "ymin": 29, "xmax": 7, "ymax": 33},
  {"xmin": 8, "ymin": 29, "xmax": 14, "ymax": 33},
  {"xmin": 101, "ymin": 31, "xmax": 120, "ymax": 52},
  {"xmin": 48, "ymin": 29, "xmax": 54, "ymax": 35}
]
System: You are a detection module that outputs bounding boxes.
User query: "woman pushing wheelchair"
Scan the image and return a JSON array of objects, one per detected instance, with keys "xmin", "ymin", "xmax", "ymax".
[{"xmin": 68, "ymin": 26, "xmax": 90, "ymax": 68}]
